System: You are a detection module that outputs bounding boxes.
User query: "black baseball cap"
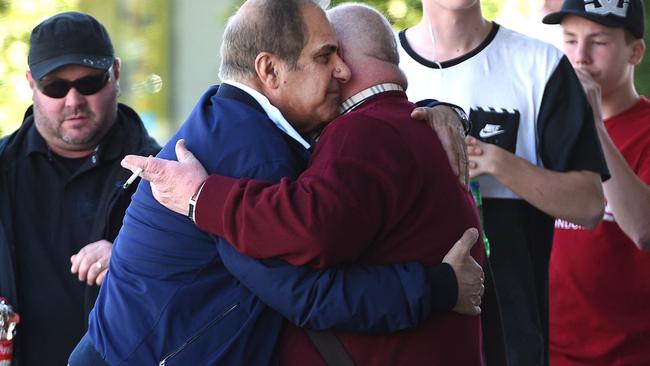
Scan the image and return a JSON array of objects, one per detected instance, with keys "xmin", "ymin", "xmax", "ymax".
[
  {"xmin": 543, "ymin": 0, "xmax": 645, "ymax": 39},
  {"xmin": 28, "ymin": 12, "xmax": 115, "ymax": 80}
]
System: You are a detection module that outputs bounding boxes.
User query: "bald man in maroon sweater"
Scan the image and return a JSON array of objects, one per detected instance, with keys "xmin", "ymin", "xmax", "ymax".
[{"xmin": 124, "ymin": 3, "xmax": 486, "ymax": 365}]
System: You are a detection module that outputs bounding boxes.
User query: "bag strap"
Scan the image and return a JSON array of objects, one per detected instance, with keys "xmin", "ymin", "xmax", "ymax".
[{"xmin": 305, "ymin": 329, "xmax": 356, "ymax": 366}]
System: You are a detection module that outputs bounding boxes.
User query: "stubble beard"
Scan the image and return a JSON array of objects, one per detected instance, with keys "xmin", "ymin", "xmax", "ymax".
[{"xmin": 34, "ymin": 104, "xmax": 115, "ymax": 152}]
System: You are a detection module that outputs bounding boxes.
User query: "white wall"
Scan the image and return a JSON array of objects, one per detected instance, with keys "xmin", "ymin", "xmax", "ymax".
[{"xmin": 170, "ymin": 0, "xmax": 238, "ymax": 130}]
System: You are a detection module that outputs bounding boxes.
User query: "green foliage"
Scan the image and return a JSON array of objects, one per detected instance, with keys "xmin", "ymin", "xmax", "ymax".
[
  {"xmin": 331, "ymin": 0, "xmax": 422, "ymax": 29},
  {"xmin": 0, "ymin": 0, "xmax": 81, "ymax": 136},
  {"xmin": 636, "ymin": 5, "xmax": 650, "ymax": 96},
  {"xmin": 0, "ymin": 0, "xmax": 170, "ymax": 139}
]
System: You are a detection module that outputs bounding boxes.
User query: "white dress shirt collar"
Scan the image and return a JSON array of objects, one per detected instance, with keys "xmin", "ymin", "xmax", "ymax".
[{"xmin": 223, "ymin": 80, "xmax": 311, "ymax": 149}]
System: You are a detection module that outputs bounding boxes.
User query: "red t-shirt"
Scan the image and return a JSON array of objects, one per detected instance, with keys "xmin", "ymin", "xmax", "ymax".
[{"xmin": 550, "ymin": 97, "xmax": 650, "ymax": 366}]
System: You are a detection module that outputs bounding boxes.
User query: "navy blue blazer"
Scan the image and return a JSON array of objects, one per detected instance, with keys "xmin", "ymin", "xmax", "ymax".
[{"xmin": 88, "ymin": 84, "xmax": 435, "ymax": 365}]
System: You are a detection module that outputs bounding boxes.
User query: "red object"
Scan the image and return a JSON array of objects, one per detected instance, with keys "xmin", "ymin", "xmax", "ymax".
[
  {"xmin": 0, "ymin": 297, "xmax": 19, "ymax": 365},
  {"xmin": 551, "ymin": 97, "xmax": 650, "ymax": 365},
  {"xmin": 0, "ymin": 340, "xmax": 12, "ymax": 362}
]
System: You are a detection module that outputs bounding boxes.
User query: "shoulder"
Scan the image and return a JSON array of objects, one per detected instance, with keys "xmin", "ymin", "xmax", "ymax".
[
  {"xmin": 492, "ymin": 25, "xmax": 564, "ymax": 76},
  {"xmin": 164, "ymin": 98, "xmax": 306, "ymax": 175},
  {"xmin": 0, "ymin": 135, "xmax": 8, "ymax": 155},
  {"xmin": 333, "ymin": 97, "xmax": 412, "ymax": 134},
  {"xmin": 320, "ymin": 96, "xmax": 416, "ymax": 155}
]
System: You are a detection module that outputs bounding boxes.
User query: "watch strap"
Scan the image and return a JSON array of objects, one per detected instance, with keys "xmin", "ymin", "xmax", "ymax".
[{"xmin": 416, "ymin": 99, "xmax": 471, "ymax": 135}]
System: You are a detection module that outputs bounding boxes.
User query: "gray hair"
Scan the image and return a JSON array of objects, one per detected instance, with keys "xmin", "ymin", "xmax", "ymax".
[
  {"xmin": 219, "ymin": 0, "xmax": 320, "ymax": 81},
  {"xmin": 327, "ymin": 3, "xmax": 399, "ymax": 65}
]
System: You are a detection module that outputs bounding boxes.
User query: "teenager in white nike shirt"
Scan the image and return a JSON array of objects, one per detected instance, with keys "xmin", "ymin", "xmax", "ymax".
[
  {"xmin": 543, "ymin": 1, "xmax": 650, "ymax": 365},
  {"xmin": 396, "ymin": 1, "xmax": 610, "ymax": 365}
]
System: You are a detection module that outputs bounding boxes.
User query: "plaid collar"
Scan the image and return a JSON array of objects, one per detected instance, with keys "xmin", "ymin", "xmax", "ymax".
[{"xmin": 339, "ymin": 83, "xmax": 404, "ymax": 115}]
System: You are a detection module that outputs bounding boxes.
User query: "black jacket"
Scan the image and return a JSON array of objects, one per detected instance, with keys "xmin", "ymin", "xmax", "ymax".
[{"xmin": 0, "ymin": 103, "xmax": 160, "ymax": 364}]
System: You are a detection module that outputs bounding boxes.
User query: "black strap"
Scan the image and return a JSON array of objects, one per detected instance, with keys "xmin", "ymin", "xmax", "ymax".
[
  {"xmin": 482, "ymin": 258, "xmax": 509, "ymax": 366},
  {"xmin": 305, "ymin": 329, "xmax": 355, "ymax": 366}
]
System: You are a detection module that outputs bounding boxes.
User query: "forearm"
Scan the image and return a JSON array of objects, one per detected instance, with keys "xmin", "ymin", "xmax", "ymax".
[
  {"xmin": 597, "ymin": 127, "xmax": 650, "ymax": 249},
  {"xmin": 218, "ymin": 242, "xmax": 455, "ymax": 332},
  {"xmin": 495, "ymin": 152, "xmax": 604, "ymax": 228},
  {"xmin": 196, "ymin": 173, "xmax": 372, "ymax": 267}
]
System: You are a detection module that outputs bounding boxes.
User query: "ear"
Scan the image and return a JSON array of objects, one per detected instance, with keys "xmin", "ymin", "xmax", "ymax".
[
  {"xmin": 255, "ymin": 52, "xmax": 281, "ymax": 89},
  {"xmin": 112, "ymin": 58, "xmax": 122, "ymax": 81},
  {"xmin": 629, "ymin": 39, "xmax": 645, "ymax": 65},
  {"xmin": 26, "ymin": 70, "xmax": 35, "ymax": 90}
]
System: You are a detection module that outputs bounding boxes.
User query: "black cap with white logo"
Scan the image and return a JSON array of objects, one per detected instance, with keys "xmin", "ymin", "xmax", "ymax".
[
  {"xmin": 28, "ymin": 12, "xmax": 115, "ymax": 80},
  {"xmin": 543, "ymin": 0, "xmax": 645, "ymax": 39}
]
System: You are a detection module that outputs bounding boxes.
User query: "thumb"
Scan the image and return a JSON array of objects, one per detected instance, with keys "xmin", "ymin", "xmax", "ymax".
[
  {"xmin": 449, "ymin": 228, "xmax": 479, "ymax": 257},
  {"xmin": 175, "ymin": 139, "xmax": 199, "ymax": 164},
  {"xmin": 410, "ymin": 107, "xmax": 427, "ymax": 121}
]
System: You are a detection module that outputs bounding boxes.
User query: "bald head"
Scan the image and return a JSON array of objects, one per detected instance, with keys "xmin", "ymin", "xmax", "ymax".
[
  {"xmin": 327, "ymin": 3, "xmax": 399, "ymax": 66},
  {"xmin": 219, "ymin": 0, "xmax": 322, "ymax": 81},
  {"xmin": 327, "ymin": 3, "xmax": 404, "ymax": 97}
]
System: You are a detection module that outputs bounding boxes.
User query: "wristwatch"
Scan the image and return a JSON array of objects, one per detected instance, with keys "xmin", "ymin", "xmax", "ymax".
[
  {"xmin": 423, "ymin": 100, "xmax": 471, "ymax": 136},
  {"xmin": 188, "ymin": 194, "xmax": 198, "ymax": 224},
  {"xmin": 188, "ymin": 180, "xmax": 206, "ymax": 224}
]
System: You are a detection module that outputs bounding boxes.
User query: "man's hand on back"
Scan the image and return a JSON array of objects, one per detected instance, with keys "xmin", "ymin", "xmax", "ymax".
[
  {"xmin": 411, "ymin": 106, "xmax": 469, "ymax": 188},
  {"xmin": 442, "ymin": 228, "xmax": 484, "ymax": 316}
]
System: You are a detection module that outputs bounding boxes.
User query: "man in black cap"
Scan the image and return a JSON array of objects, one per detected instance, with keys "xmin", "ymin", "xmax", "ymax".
[
  {"xmin": 0, "ymin": 11, "xmax": 159, "ymax": 365},
  {"xmin": 543, "ymin": 1, "xmax": 650, "ymax": 365}
]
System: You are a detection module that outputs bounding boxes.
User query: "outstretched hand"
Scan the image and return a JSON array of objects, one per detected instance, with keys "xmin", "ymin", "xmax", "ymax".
[{"xmin": 121, "ymin": 139, "xmax": 208, "ymax": 216}]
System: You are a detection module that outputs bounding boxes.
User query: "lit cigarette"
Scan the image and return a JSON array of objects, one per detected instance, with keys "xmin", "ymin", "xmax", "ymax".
[{"xmin": 123, "ymin": 167, "xmax": 143, "ymax": 189}]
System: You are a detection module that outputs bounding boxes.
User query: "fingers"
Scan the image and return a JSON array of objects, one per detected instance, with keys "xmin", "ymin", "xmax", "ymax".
[
  {"xmin": 458, "ymin": 137, "xmax": 469, "ymax": 189},
  {"xmin": 121, "ymin": 154, "xmax": 169, "ymax": 183},
  {"xmin": 439, "ymin": 129, "xmax": 461, "ymax": 177},
  {"xmin": 70, "ymin": 240, "xmax": 112, "ymax": 286},
  {"xmin": 70, "ymin": 253, "xmax": 80, "ymax": 275},
  {"xmin": 96, "ymin": 269, "xmax": 108, "ymax": 286},
  {"xmin": 445, "ymin": 227, "xmax": 484, "ymax": 317},
  {"xmin": 466, "ymin": 137, "xmax": 483, "ymax": 156},
  {"xmin": 410, "ymin": 107, "xmax": 427, "ymax": 121},
  {"xmin": 452, "ymin": 271, "xmax": 485, "ymax": 317},
  {"xmin": 70, "ymin": 253, "xmax": 92, "ymax": 283},
  {"xmin": 454, "ymin": 302, "xmax": 482, "ymax": 316},
  {"xmin": 85, "ymin": 260, "xmax": 106, "ymax": 286},
  {"xmin": 470, "ymin": 305, "xmax": 482, "ymax": 316},
  {"xmin": 121, "ymin": 154, "xmax": 148, "ymax": 174}
]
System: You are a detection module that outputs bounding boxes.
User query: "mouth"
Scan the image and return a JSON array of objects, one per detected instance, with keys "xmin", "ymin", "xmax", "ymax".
[
  {"xmin": 577, "ymin": 66, "xmax": 597, "ymax": 77},
  {"xmin": 62, "ymin": 115, "xmax": 91, "ymax": 127}
]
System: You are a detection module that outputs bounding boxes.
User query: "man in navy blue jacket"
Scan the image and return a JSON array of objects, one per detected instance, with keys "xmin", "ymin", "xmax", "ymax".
[{"xmin": 69, "ymin": 0, "xmax": 483, "ymax": 364}]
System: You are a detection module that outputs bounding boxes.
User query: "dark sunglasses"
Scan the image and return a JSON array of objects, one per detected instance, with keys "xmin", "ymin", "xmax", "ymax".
[{"xmin": 36, "ymin": 68, "xmax": 112, "ymax": 99}]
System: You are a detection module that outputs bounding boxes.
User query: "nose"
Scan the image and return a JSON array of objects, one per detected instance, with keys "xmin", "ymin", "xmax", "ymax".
[
  {"xmin": 64, "ymin": 87, "xmax": 87, "ymax": 108},
  {"xmin": 333, "ymin": 56, "xmax": 351, "ymax": 83},
  {"xmin": 573, "ymin": 41, "xmax": 592, "ymax": 67}
]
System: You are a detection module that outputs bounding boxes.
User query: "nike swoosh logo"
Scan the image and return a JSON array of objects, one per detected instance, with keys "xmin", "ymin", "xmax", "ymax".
[{"xmin": 479, "ymin": 124, "xmax": 506, "ymax": 138}]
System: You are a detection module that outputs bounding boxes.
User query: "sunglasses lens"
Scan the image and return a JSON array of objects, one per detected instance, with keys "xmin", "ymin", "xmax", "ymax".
[
  {"xmin": 75, "ymin": 73, "xmax": 110, "ymax": 95},
  {"xmin": 39, "ymin": 80, "xmax": 71, "ymax": 98},
  {"xmin": 37, "ymin": 70, "xmax": 110, "ymax": 98}
]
